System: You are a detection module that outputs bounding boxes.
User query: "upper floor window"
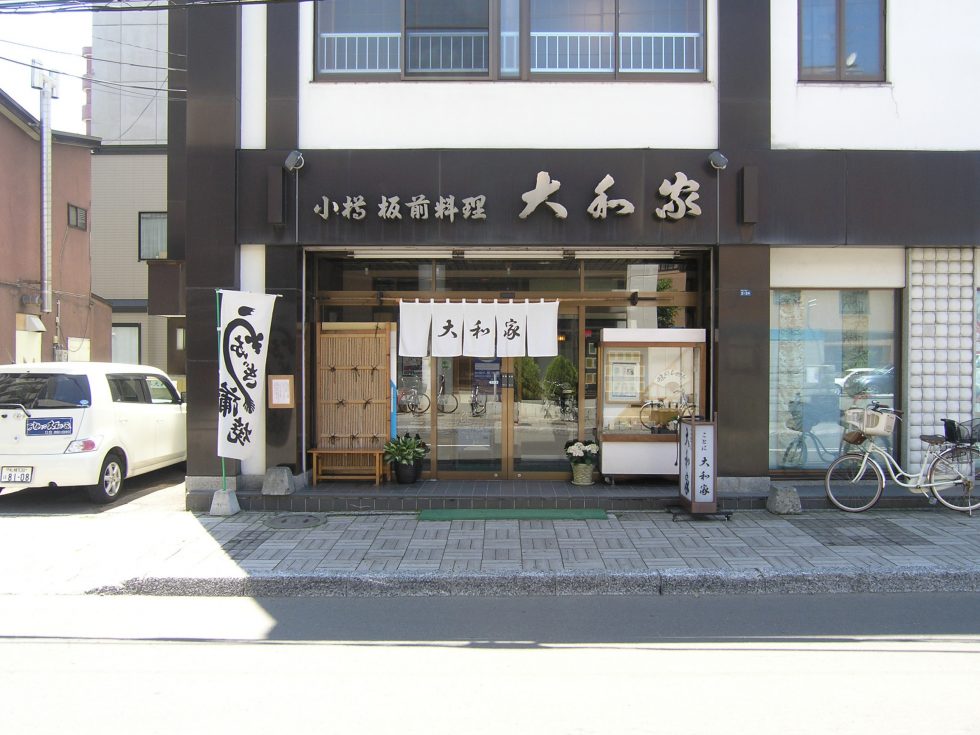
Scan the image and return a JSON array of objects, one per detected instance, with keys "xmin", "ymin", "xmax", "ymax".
[
  {"xmin": 139, "ymin": 212, "xmax": 167, "ymax": 260},
  {"xmin": 315, "ymin": 0, "xmax": 705, "ymax": 81},
  {"xmin": 799, "ymin": 0, "xmax": 884, "ymax": 82},
  {"xmin": 67, "ymin": 204, "xmax": 88, "ymax": 231}
]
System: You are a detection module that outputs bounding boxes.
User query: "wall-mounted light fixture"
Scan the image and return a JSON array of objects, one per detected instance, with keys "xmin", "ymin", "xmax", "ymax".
[
  {"xmin": 708, "ymin": 150, "xmax": 728, "ymax": 171},
  {"xmin": 283, "ymin": 150, "xmax": 305, "ymax": 172}
]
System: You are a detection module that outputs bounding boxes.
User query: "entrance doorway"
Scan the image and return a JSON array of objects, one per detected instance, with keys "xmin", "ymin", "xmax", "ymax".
[{"xmin": 396, "ymin": 312, "xmax": 579, "ymax": 478}]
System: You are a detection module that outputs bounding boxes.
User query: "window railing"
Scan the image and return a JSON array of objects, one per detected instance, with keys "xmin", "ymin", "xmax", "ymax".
[
  {"xmin": 619, "ymin": 32, "xmax": 702, "ymax": 73},
  {"xmin": 531, "ymin": 32, "xmax": 614, "ymax": 73},
  {"xmin": 319, "ymin": 30, "xmax": 703, "ymax": 75},
  {"xmin": 319, "ymin": 32, "xmax": 401, "ymax": 74},
  {"xmin": 406, "ymin": 30, "xmax": 489, "ymax": 74}
]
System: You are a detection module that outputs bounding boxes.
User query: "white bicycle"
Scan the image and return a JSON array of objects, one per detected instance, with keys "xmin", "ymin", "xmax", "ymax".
[{"xmin": 824, "ymin": 402, "xmax": 980, "ymax": 514}]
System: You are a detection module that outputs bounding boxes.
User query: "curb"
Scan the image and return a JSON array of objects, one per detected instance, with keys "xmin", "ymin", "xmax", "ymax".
[{"xmin": 90, "ymin": 566, "xmax": 980, "ymax": 598}]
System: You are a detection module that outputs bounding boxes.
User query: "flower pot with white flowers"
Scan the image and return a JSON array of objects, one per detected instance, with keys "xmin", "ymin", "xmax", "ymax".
[{"xmin": 564, "ymin": 440, "xmax": 599, "ymax": 486}]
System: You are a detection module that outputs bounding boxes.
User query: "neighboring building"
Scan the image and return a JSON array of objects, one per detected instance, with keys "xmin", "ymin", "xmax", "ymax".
[
  {"xmin": 168, "ymin": 0, "xmax": 980, "ymax": 510},
  {"xmin": 0, "ymin": 88, "xmax": 110, "ymax": 364},
  {"xmin": 86, "ymin": 6, "xmax": 184, "ymax": 381}
]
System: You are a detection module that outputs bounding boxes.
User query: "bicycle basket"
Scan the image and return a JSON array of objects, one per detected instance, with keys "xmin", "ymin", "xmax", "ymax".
[
  {"xmin": 942, "ymin": 418, "xmax": 980, "ymax": 444},
  {"xmin": 844, "ymin": 407, "xmax": 896, "ymax": 436}
]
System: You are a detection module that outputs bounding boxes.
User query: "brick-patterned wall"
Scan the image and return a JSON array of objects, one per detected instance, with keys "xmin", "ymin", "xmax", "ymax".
[{"xmin": 907, "ymin": 248, "xmax": 975, "ymax": 468}]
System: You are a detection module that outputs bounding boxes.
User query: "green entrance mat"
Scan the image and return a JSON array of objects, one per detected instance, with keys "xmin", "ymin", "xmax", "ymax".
[{"xmin": 418, "ymin": 508, "xmax": 608, "ymax": 521}]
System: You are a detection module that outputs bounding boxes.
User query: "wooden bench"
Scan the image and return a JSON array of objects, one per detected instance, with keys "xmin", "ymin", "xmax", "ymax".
[{"xmin": 309, "ymin": 448, "xmax": 388, "ymax": 486}]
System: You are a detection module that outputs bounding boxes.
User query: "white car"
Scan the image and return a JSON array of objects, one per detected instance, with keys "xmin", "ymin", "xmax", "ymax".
[{"xmin": 0, "ymin": 362, "xmax": 186, "ymax": 504}]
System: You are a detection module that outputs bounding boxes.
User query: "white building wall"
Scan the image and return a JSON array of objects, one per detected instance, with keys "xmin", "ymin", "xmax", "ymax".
[
  {"xmin": 296, "ymin": 1, "xmax": 719, "ymax": 151},
  {"xmin": 771, "ymin": 0, "xmax": 980, "ymax": 150},
  {"xmin": 90, "ymin": 5, "xmax": 168, "ymax": 145},
  {"xmin": 90, "ymin": 153, "xmax": 167, "ymax": 300}
]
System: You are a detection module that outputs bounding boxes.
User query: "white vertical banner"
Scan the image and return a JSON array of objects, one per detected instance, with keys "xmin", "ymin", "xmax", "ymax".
[
  {"xmin": 431, "ymin": 300, "xmax": 463, "ymax": 357},
  {"xmin": 217, "ymin": 289, "xmax": 277, "ymax": 460},
  {"xmin": 398, "ymin": 299, "xmax": 432, "ymax": 357},
  {"xmin": 462, "ymin": 300, "xmax": 497, "ymax": 357},
  {"xmin": 527, "ymin": 299, "xmax": 559, "ymax": 356},
  {"xmin": 495, "ymin": 300, "xmax": 528, "ymax": 357}
]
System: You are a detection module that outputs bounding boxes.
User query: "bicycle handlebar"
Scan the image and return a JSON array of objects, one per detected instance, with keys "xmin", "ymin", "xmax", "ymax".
[{"xmin": 869, "ymin": 400, "xmax": 903, "ymax": 418}]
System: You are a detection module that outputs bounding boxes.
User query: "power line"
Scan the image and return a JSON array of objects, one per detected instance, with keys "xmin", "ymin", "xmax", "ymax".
[
  {"xmin": 0, "ymin": 0, "xmax": 314, "ymax": 15},
  {"xmin": 101, "ymin": 74, "xmax": 167, "ymax": 140},
  {"xmin": 0, "ymin": 37, "xmax": 185, "ymax": 72},
  {"xmin": 0, "ymin": 53, "xmax": 186, "ymax": 94},
  {"xmin": 92, "ymin": 33, "xmax": 186, "ymax": 59}
]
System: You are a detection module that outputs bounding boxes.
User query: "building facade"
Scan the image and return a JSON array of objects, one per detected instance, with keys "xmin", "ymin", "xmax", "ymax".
[
  {"xmin": 0, "ymin": 89, "xmax": 110, "ymax": 364},
  {"xmin": 168, "ymin": 0, "xmax": 980, "ymax": 509},
  {"xmin": 87, "ymin": 6, "xmax": 185, "ymax": 381}
]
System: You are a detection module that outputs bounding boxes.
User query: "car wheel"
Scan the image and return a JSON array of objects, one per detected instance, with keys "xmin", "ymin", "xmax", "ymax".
[{"xmin": 87, "ymin": 452, "xmax": 125, "ymax": 504}]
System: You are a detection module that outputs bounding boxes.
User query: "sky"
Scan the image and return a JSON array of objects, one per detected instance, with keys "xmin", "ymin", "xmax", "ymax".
[{"xmin": 0, "ymin": 12, "xmax": 92, "ymax": 134}]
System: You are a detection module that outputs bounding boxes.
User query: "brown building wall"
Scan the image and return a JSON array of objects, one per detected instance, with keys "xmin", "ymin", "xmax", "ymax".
[{"xmin": 0, "ymin": 101, "xmax": 110, "ymax": 363}]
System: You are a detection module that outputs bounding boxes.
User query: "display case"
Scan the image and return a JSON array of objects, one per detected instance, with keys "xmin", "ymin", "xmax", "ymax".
[{"xmin": 598, "ymin": 328, "xmax": 706, "ymax": 477}]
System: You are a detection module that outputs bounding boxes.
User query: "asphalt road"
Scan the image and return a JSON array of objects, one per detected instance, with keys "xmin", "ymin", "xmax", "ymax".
[{"xmin": 1, "ymin": 593, "xmax": 978, "ymax": 734}]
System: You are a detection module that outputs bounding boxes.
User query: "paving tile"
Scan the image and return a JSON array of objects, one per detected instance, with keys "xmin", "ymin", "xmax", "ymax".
[
  {"xmin": 485, "ymin": 547, "xmax": 521, "ymax": 561},
  {"xmin": 446, "ymin": 538, "xmax": 481, "ymax": 551},
  {"xmin": 603, "ymin": 557, "xmax": 648, "ymax": 570},
  {"xmin": 403, "ymin": 547, "xmax": 443, "ymax": 562},
  {"xmin": 593, "ymin": 537, "xmax": 633, "ymax": 550},
  {"xmin": 323, "ymin": 548, "xmax": 367, "ymax": 562},
  {"xmin": 526, "ymin": 537, "xmax": 559, "ymax": 550}
]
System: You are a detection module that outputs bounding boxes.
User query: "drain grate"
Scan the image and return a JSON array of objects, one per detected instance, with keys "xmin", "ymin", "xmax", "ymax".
[{"xmin": 262, "ymin": 513, "xmax": 326, "ymax": 529}]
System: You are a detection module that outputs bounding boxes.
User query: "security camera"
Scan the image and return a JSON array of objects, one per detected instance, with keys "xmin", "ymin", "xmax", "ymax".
[
  {"xmin": 708, "ymin": 151, "xmax": 728, "ymax": 171},
  {"xmin": 284, "ymin": 150, "xmax": 305, "ymax": 172}
]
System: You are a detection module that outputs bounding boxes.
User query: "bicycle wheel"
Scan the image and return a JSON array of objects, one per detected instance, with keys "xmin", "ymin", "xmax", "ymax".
[
  {"xmin": 639, "ymin": 403, "xmax": 656, "ymax": 429},
  {"xmin": 437, "ymin": 393, "xmax": 459, "ymax": 414},
  {"xmin": 825, "ymin": 453, "xmax": 884, "ymax": 512},
  {"xmin": 411, "ymin": 393, "xmax": 430, "ymax": 414},
  {"xmin": 781, "ymin": 436, "xmax": 808, "ymax": 468},
  {"xmin": 927, "ymin": 445, "xmax": 980, "ymax": 512}
]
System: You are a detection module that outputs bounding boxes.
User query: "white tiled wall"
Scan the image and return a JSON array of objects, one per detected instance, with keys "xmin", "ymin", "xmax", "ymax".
[{"xmin": 906, "ymin": 248, "xmax": 975, "ymax": 468}]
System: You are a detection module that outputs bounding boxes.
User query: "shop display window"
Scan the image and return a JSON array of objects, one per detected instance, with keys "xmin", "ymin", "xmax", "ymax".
[
  {"xmin": 769, "ymin": 288, "xmax": 898, "ymax": 471},
  {"xmin": 600, "ymin": 342, "xmax": 702, "ymax": 436}
]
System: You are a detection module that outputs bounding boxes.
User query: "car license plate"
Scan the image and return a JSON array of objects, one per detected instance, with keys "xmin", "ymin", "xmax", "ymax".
[{"xmin": 1, "ymin": 466, "xmax": 33, "ymax": 483}]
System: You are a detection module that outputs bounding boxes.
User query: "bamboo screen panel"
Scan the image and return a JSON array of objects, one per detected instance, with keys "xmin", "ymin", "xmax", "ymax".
[{"xmin": 316, "ymin": 324, "xmax": 391, "ymax": 452}]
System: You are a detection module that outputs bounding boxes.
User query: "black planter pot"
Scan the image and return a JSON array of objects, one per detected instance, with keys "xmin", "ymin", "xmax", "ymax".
[{"xmin": 394, "ymin": 462, "xmax": 418, "ymax": 484}]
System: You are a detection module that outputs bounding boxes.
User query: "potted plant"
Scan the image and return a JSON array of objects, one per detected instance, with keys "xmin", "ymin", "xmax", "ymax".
[
  {"xmin": 564, "ymin": 439, "xmax": 600, "ymax": 486},
  {"xmin": 383, "ymin": 434, "xmax": 427, "ymax": 484}
]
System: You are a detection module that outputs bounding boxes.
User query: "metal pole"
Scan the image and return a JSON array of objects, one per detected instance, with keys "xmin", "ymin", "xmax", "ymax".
[{"xmin": 39, "ymin": 78, "xmax": 53, "ymax": 315}]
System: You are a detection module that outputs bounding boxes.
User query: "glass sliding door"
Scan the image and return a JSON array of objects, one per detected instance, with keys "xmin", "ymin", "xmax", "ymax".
[
  {"xmin": 512, "ymin": 312, "xmax": 580, "ymax": 475},
  {"xmin": 435, "ymin": 355, "xmax": 504, "ymax": 474}
]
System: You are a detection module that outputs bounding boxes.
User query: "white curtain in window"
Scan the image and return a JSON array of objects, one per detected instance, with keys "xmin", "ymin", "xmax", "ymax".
[
  {"xmin": 140, "ymin": 213, "xmax": 167, "ymax": 259},
  {"xmin": 111, "ymin": 325, "xmax": 140, "ymax": 364}
]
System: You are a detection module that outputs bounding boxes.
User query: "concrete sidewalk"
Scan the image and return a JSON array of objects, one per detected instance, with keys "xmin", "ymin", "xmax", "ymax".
[{"xmin": 1, "ymin": 483, "xmax": 978, "ymax": 597}]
